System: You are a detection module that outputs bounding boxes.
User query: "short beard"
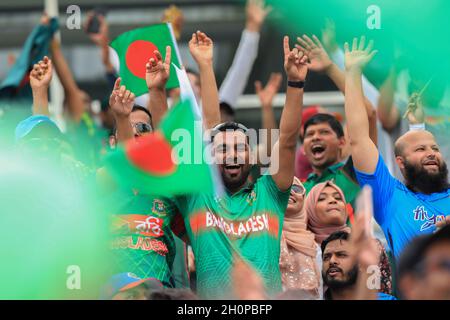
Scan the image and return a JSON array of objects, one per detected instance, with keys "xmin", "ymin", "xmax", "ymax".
[
  {"xmin": 222, "ymin": 166, "xmax": 252, "ymax": 192},
  {"xmin": 404, "ymin": 160, "xmax": 449, "ymax": 194},
  {"xmin": 322, "ymin": 265, "xmax": 358, "ymax": 291}
]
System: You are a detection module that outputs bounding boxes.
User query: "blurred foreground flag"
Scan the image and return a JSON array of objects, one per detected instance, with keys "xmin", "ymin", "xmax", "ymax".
[
  {"xmin": 0, "ymin": 18, "xmax": 58, "ymax": 101},
  {"xmin": 105, "ymin": 100, "xmax": 214, "ymax": 195},
  {"xmin": 110, "ymin": 23, "xmax": 181, "ymax": 97}
]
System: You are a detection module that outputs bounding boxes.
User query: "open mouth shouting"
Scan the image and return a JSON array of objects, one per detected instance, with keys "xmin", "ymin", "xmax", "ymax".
[
  {"xmin": 311, "ymin": 143, "xmax": 326, "ymax": 161},
  {"xmin": 223, "ymin": 164, "xmax": 242, "ymax": 176}
]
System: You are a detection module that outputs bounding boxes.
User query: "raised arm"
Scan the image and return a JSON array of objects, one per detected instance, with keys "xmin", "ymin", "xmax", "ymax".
[
  {"xmin": 254, "ymin": 72, "xmax": 281, "ymax": 158},
  {"xmin": 30, "ymin": 56, "xmax": 52, "ymax": 116},
  {"xmin": 109, "ymin": 78, "xmax": 135, "ymax": 143},
  {"xmin": 189, "ymin": 31, "xmax": 221, "ymax": 129},
  {"xmin": 377, "ymin": 66, "xmax": 401, "ymax": 131},
  {"xmin": 219, "ymin": 0, "xmax": 271, "ymax": 106},
  {"xmin": 50, "ymin": 38, "xmax": 85, "ymax": 123},
  {"xmin": 145, "ymin": 46, "xmax": 171, "ymax": 128},
  {"xmin": 344, "ymin": 37, "xmax": 379, "ymax": 173},
  {"xmin": 84, "ymin": 13, "xmax": 114, "ymax": 74},
  {"xmin": 296, "ymin": 35, "xmax": 378, "ymax": 146},
  {"xmin": 270, "ymin": 36, "xmax": 308, "ymax": 191}
]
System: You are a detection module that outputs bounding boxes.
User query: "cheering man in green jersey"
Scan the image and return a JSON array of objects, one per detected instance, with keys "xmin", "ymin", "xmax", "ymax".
[{"xmin": 147, "ymin": 31, "xmax": 309, "ymax": 298}]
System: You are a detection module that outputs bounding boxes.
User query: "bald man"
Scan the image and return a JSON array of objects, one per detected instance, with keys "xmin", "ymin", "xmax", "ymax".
[{"xmin": 342, "ymin": 37, "xmax": 450, "ymax": 259}]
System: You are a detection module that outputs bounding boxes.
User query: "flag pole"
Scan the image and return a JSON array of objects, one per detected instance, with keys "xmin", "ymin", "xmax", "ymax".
[{"xmin": 45, "ymin": 0, "xmax": 65, "ymax": 131}]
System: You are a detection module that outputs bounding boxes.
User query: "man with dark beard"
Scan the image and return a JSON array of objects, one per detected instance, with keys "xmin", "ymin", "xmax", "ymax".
[
  {"xmin": 343, "ymin": 36, "xmax": 450, "ymax": 259},
  {"xmin": 321, "ymin": 231, "xmax": 396, "ymax": 300},
  {"xmin": 168, "ymin": 31, "xmax": 308, "ymax": 299}
]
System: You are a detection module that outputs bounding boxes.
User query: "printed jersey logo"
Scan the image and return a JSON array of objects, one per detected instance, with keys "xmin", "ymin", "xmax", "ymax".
[
  {"xmin": 413, "ymin": 206, "xmax": 445, "ymax": 231},
  {"xmin": 246, "ymin": 190, "xmax": 257, "ymax": 206},
  {"xmin": 189, "ymin": 211, "xmax": 279, "ymax": 238},
  {"xmin": 112, "ymin": 214, "xmax": 164, "ymax": 237},
  {"xmin": 152, "ymin": 199, "xmax": 167, "ymax": 217}
]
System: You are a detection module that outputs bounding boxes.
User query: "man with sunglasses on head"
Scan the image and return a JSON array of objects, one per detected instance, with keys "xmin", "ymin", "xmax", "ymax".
[{"xmin": 147, "ymin": 31, "xmax": 309, "ymax": 299}]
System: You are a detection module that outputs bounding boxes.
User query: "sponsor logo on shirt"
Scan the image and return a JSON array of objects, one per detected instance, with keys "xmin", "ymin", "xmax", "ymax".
[
  {"xmin": 413, "ymin": 206, "xmax": 445, "ymax": 231},
  {"xmin": 112, "ymin": 214, "xmax": 164, "ymax": 237},
  {"xmin": 189, "ymin": 211, "xmax": 279, "ymax": 238},
  {"xmin": 111, "ymin": 236, "xmax": 169, "ymax": 256}
]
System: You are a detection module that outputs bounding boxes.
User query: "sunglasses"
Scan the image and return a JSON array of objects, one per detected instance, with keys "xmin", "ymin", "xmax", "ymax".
[
  {"xmin": 292, "ymin": 184, "xmax": 306, "ymax": 196},
  {"xmin": 133, "ymin": 122, "xmax": 153, "ymax": 135}
]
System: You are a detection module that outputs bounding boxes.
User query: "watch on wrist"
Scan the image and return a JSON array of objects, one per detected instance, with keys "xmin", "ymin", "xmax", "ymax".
[{"xmin": 287, "ymin": 80, "xmax": 305, "ymax": 89}]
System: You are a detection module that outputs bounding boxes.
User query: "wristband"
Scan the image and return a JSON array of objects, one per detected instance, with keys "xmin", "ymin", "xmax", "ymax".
[
  {"xmin": 288, "ymin": 80, "xmax": 305, "ymax": 89},
  {"xmin": 409, "ymin": 123, "xmax": 426, "ymax": 131}
]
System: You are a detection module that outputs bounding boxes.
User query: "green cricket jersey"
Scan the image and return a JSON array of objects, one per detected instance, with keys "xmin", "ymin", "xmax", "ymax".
[
  {"xmin": 109, "ymin": 189, "xmax": 177, "ymax": 287},
  {"xmin": 303, "ymin": 157, "xmax": 360, "ymax": 214},
  {"xmin": 173, "ymin": 174, "xmax": 290, "ymax": 299}
]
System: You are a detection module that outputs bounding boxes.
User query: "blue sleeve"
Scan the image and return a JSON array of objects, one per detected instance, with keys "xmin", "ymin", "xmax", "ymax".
[{"xmin": 354, "ymin": 155, "xmax": 397, "ymax": 227}]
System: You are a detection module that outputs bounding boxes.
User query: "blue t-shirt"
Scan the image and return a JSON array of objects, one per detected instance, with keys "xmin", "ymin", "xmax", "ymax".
[
  {"xmin": 355, "ymin": 155, "xmax": 450, "ymax": 259},
  {"xmin": 378, "ymin": 292, "xmax": 397, "ymax": 300}
]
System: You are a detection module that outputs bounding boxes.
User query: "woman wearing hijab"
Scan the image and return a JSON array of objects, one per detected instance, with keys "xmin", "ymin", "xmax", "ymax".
[
  {"xmin": 279, "ymin": 177, "xmax": 322, "ymax": 299},
  {"xmin": 304, "ymin": 181, "xmax": 393, "ymax": 295},
  {"xmin": 304, "ymin": 181, "xmax": 351, "ymax": 244}
]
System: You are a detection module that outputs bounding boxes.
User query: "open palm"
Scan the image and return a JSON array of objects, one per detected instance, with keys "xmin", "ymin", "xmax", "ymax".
[
  {"xmin": 344, "ymin": 36, "xmax": 377, "ymax": 71},
  {"xmin": 296, "ymin": 35, "xmax": 332, "ymax": 73}
]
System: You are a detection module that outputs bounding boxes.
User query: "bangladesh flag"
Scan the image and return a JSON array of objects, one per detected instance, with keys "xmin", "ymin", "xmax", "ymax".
[
  {"xmin": 110, "ymin": 23, "xmax": 181, "ymax": 97},
  {"xmin": 104, "ymin": 100, "xmax": 214, "ymax": 196}
]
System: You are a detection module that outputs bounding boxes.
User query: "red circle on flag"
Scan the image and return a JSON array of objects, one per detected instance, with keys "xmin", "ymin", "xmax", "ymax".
[
  {"xmin": 125, "ymin": 40, "xmax": 158, "ymax": 79},
  {"xmin": 125, "ymin": 132, "xmax": 176, "ymax": 176}
]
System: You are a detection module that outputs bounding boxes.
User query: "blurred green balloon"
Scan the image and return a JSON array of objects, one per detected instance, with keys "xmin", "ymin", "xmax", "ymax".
[{"xmin": 0, "ymin": 153, "xmax": 111, "ymax": 299}]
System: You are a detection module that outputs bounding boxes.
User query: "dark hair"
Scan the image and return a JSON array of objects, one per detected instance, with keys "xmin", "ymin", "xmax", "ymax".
[
  {"xmin": 132, "ymin": 105, "xmax": 152, "ymax": 121},
  {"xmin": 303, "ymin": 113, "xmax": 344, "ymax": 138},
  {"xmin": 321, "ymin": 230, "xmax": 350, "ymax": 256},
  {"xmin": 220, "ymin": 102, "xmax": 235, "ymax": 117},
  {"xmin": 111, "ymin": 104, "xmax": 152, "ymax": 136},
  {"xmin": 397, "ymin": 225, "xmax": 450, "ymax": 279},
  {"xmin": 185, "ymin": 67, "xmax": 199, "ymax": 78},
  {"xmin": 210, "ymin": 121, "xmax": 248, "ymax": 143}
]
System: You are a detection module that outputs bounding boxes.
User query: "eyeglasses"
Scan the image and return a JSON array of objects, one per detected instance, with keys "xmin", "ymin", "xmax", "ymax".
[
  {"xmin": 133, "ymin": 122, "xmax": 153, "ymax": 135},
  {"xmin": 210, "ymin": 122, "xmax": 249, "ymax": 142},
  {"xmin": 292, "ymin": 184, "xmax": 306, "ymax": 196}
]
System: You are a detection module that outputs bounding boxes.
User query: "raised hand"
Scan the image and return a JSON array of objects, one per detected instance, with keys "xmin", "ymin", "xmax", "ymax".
[
  {"xmin": 109, "ymin": 78, "xmax": 135, "ymax": 119},
  {"xmin": 30, "ymin": 56, "xmax": 52, "ymax": 89},
  {"xmin": 246, "ymin": 0, "xmax": 272, "ymax": 33},
  {"xmin": 321, "ymin": 18, "xmax": 338, "ymax": 53},
  {"xmin": 189, "ymin": 31, "xmax": 213, "ymax": 67},
  {"xmin": 344, "ymin": 36, "xmax": 377, "ymax": 72},
  {"xmin": 145, "ymin": 46, "xmax": 171, "ymax": 91},
  {"xmin": 283, "ymin": 36, "xmax": 308, "ymax": 81},
  {"xmin": 84, "ymin": 13, "xmax": 109, "ymax": 47},
  {"xmin": 296, "ymin": 34, "xmax": 333, "ymax": 73},
  {"xmin": 255, "ymin": 72, "xmax": 282, "ymax": 108}
]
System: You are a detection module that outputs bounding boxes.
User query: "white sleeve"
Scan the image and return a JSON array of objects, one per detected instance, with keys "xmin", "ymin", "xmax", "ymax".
[
  {"xmin": 330, "ymin": 48, "xmax": 380, "ymax": 107},
  {"xmin": 219, "ymin": 29, "xmax": 260, "ymax": 107}
]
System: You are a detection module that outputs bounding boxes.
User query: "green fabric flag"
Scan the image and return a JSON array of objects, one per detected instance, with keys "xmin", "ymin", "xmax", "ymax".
[
  {"xmin": 0, "ymin": 18, "xmax": 59, "ymax": 101},
  {"xmin": 105, "ymin": 100, "xmax": 214, "ymax": 195},
  {"xmin": 110, "ymin": 23, "xmax": 181, "ymax": 97}
]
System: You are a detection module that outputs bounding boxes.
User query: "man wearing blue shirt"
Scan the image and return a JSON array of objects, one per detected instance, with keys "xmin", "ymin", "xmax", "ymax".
[{"xmin": 342, "ymin": 37, "xmax": 450, "ymax": 259}]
